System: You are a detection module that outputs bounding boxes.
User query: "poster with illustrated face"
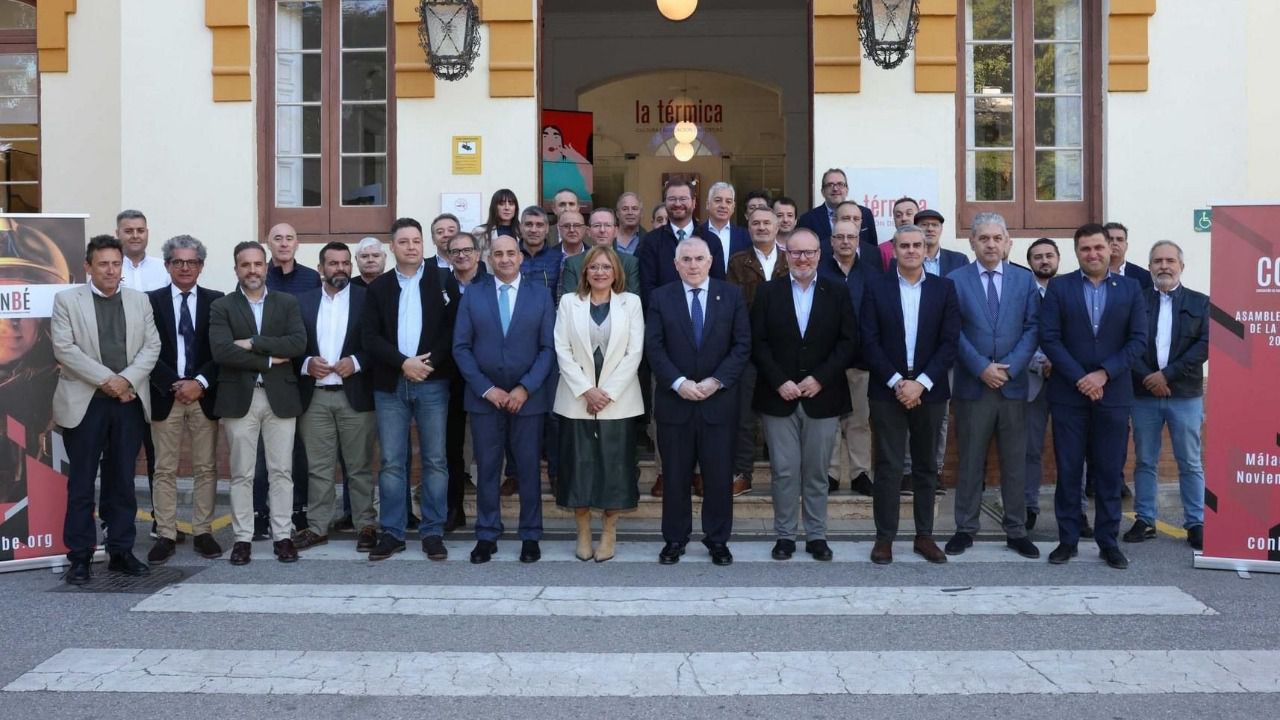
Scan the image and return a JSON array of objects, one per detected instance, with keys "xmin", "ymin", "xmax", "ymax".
[
  {"xmin": 541, "ymin": 109, "xmax": 594, "ymax": 206},
  {"xmin": 1, "ymin": 214, "xmax": 86, "ymax": 568}
]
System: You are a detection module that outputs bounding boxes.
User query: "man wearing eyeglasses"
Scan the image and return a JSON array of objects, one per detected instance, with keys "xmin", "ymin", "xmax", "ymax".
[
  {"xmin": 638, "ymin": 178, "xmax": 725, "ymax": 309},
  {"xmin": 561, "ymin": 208, "xmax": 640, "ymax": 295},
  {"xmin": 444, "ymin": 232, "xmax": 487, "ymax": 512},
  {"xmin": 752, "ymin": 228, "xmax": 859, "ymax": 562},
  {"xmin": 797, "ymin": 168, "xmax": 876, "ymax": 258},
  {"xmin": 145, "ymin": 235, "xmax": 225, "ymax": 564}
]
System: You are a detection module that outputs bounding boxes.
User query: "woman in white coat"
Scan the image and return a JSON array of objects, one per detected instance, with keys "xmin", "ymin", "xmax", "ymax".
[{"xmin": 553, "ymin": 244, "xmax": 645, "ymax": 562}]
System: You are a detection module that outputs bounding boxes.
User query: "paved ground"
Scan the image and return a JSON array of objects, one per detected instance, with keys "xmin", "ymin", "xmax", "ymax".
[{"xmin": 1, "ymin": 485, "xmax": 1277, "ymax": 719}]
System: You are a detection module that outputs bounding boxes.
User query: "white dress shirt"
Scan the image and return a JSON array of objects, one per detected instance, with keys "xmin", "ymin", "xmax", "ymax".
[
  {"xmin": 671, "ymin": 279, "xmax": 712, "ymax": 390},
  {"xmin": 669, "ymin": 221, "xmax": 694, "ymax": 241},
  {"xmin": 303, "ymin": 284, "xmax": 361, "ymax": 386},
  {"xmin": 790, "ymin": 275, "xmax": 815, "ymax": 337},
  {"xmin": 706, "ymin": 220, "xmax": 733, "ymax": 271},
  {"xmin": 755, "ymin": 244, "xmax": 779, "ymax": 280},
  {"xmin": 170, "ymin": 285, "xmax": 209, "ymax": 388},
  {"xmin": 122, "ymin": 255, "xmax": 169, "ymax": 292},
  {"xmin": 1155, "ymin": 286, "xmax": 1178, "ymax": 369},
  {"xmin": 243, "ymin": 287, "xmax": 268, "ymax": 383},
  {"xmin": 887, "ymin": 272, "xmax": 934, "ymax": 391}
]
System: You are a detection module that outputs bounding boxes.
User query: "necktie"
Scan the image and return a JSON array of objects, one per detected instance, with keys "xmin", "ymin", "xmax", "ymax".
[
  {"xmin": 499, "ymin": 284, "xmax": 512, "ymax": 336},
  {"xmin": 984, "ymin": 270, "xmax": 999, "ymax": 324},
  {"xmin": 676, "ymin": 228, "xmax": 687, "ymax": 242},
  {"xmin": 690, "ymin": 288, "xmax": 704, "ymax": 348},
  {"xmin": 178, "ymin": 291, "xmax": 196, "ymax": 377}
]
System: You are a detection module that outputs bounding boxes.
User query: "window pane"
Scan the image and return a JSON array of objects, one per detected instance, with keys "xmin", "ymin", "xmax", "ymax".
[
  {"xmin": 277, "ymin": 1, "xmax": 322, "ymax": 52},
  {"xmin": 971, "ymin": 97, "xmax": 1014, "ymax": 148},
  {"xmin": 276, "ymin": 157, "xmax": 322, "ymax": 207},
  {"xmin": 0, "ymin": 0, "xmax": 36, "ymax": 30},
  {"xmin": 277, "ymin": 105, "xmax": 322, "ymax": 155},
  {"xmin": 968, "ymin": 0, "xmax": 1013, "ymax": 40},
  {"xmin": 342, "ymin": 0, "xmax": 387, "ymax": 48},
  {"xmin": 1034, "ymin": 0, "xmax": 1081, "ymax": 41},
  {"xmin": 1034, "ymin": 43, "xmax": 1081, "ymax": 94},
  {"xmin": 0, "ymin": 54, "xmax": 37, "ymax": 97},
  {"xmin": 342, "ymin": 51, "xmax": 387, "ymax": 101},
  {"xmin": 970, "ymin": 44, "xmax": 1013, "ymax": 94},
  {"xmin": 967, "ymin": 150, "xmax": 1014, "ymax": 202},
  {"xmin": 276, "ymin": 53, "xmax": 322, "ymax": 103},
  {"xmin": 1, "ymin": 144, "xmax": 37, "ymax": 182},
  {"xmin": 342, "ymin": 105, "xmax": 386, "ymax": 154},
  {"xmin": 0, "ymin": 97, "xmax": 36, "ymax": 124},
  {"xmin": 341, "ymin": 156, "xmax": 386, "ymax": 206},
  {"xmin": 1035, "ymin": 97, "xmax": 1082, "ymax": 147},
  {"xmin": 1035, "ymin": 150, "xmax": 1083, "ymax": 201}
]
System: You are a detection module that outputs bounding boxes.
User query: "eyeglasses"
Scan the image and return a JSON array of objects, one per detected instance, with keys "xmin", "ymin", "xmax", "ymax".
[
  {"xmin": 822, "ymin": 181, "xmax": 848, "ymax": 190},
  {"xmin": 448, "ymin": 247, "xmax": 476, "ymax": 257},
  {"xmin": 586, "ymin": 264, "xmax": 615, "ymax": 273},
  {"xmin": 167, "ymin": 259, "xmax": 204, "ymax": 268},
  {"xmin": 559, "ymin": 223, "xmax": 585, "ymax": 231},
  {"xmin": 589, "ymin": 223, "xmax": 615, "ymax": 230},
  {"xmin": 787, "ymin": 249, "xmax": 819, "ymax": 259}
]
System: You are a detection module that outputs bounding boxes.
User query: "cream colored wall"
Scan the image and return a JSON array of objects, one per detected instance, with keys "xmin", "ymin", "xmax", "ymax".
[{"xmin": 395, "ymin": 26, "xmax": 538, "ymax": 262}]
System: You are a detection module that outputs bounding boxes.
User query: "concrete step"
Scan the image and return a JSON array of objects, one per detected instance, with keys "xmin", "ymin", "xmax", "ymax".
[{"xmin": 462, "ymin": 491, "xmax": 937, "ymax": 521}]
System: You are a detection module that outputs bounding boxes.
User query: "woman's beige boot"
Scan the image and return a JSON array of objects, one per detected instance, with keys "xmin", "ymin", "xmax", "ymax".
[
  {"xmin": 574, "ymin": 508, "xmax": 593, "ymax": 561},
  {"xmin": 595, "ymin": 510, "xmax": 618, "ymax": 562}
]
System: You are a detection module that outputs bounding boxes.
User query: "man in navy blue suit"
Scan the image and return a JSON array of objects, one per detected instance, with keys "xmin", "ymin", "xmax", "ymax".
[
  {"xmin": 943, "ymin": 214, "xmax": 1040, "ymax": 560},
  {"xmin": 1040, "ymin": 223, "xmax": 1148, "ymax": 569},
  {"xmin": 1104, "ymin": 222, "xmax": 1153, "ymax": 291},
  {"xmin": 861, "ymin": 225, "xmax": 960, "ymax": 565},
  {"xmin": 700, "ymin": 182, "xmax": 752, "ymax": 276},
  {"xmin": 797, "ymin": 168, "xmax": 876, "ymax": 258},
  {"xmin": 638, "ymin": 179, "xmax": 725, "ymax": 307},
  {"xmin": 452, "ymin": 235, "xmax": 557, "ymax": 564},
  {"xmin": 646, "ymin": 237, "xmax": 752, "ymax": 565}
]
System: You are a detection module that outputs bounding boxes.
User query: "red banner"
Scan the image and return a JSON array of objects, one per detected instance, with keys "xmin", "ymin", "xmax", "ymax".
[{"xmin": 1198, "ymin": 203, "xmax": 1280, "ymax": 572}]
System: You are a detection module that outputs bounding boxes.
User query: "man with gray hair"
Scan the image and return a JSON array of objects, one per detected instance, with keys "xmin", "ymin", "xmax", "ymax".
[
  {"xmin": 615, "ymin": 192, "xmax": 645, "ymax": 255},
  {"xmin": 146, "ymin": 235, "xmax": 225, "ymax": 563},
  {"xmin": 943, "ymin": 213, "xmax": 1040, "ymax": 559},
  {"xmin": 1123, "ymin": 240, "xmax": 1208, "ymax": 550},
  {"xmin": 700, "ymin": 182, "xmax": 750, "ymax": 274},
  {"xmin": 352, "ymin": 237, "xmax": 387, "ymax": 287}
]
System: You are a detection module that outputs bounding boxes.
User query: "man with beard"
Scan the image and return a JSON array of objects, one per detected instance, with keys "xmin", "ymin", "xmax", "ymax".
[
  {"xmin": 638, "ymin": 178, "xmax": 724, "ymax": 307},
  {"xmin": 1023, "ymin": 238, "xmax": 1060, "ymax": 532},
  {"xmin": 772, "ymin": 196, "xmax": 799, "ymax": 250},
  {"xmin": 292, "ymin": 242, "xmax": 377, "ymax": 553}
]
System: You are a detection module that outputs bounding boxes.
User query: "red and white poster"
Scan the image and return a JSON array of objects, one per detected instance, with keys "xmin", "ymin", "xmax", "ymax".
[
  {"xmin": 1196, "ymin": 203, "xmax": 1280, "ymax": 573},
  {"xmin": 0, "ymin": 214, "xmax": 87, "ymax": 572}
]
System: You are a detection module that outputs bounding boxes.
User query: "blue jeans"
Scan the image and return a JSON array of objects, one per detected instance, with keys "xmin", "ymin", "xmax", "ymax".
[
  {"xmin": 374, "ymin": 378, "xmax": 450, "ymax": 539},
  {"xmin": 1131, "ymin": 395, "xmax": 1205, "ymax": 528}
]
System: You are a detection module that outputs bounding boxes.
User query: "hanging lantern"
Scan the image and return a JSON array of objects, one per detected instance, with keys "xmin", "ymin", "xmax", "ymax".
[
  {"xmin": 857, "ymin": 0, "xmax": 920, "ymax": 70},
  {"xmin": 673, "ymin": 121, "xmax": 698, "ymax": 144},
  {"xmin": 673, "ymin": 142, "xmax": 695, "ymax": 162},
  {"xmin": 417, "ymin": 0, "xmax": 482, "ymax": 81},
  {"xmin": 657, "ymin": 0, "xmax": 698, "ymax": 22}
]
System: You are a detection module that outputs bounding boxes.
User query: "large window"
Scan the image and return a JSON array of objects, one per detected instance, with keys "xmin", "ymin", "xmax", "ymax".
[
  {"xmin": 259, "ymin": 0, "xmax": 393, "ymax": 239},
  {"xmin": 0, "ymin": 0, "xmax": 38, "ymax": 213},
  {"xmin": 956, "ymin": 0, "xmax": 1100, "ymax": 235}
]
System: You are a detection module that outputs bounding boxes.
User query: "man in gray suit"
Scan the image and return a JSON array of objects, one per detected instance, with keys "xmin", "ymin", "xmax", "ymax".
[
  {"xmin": 944, "ymin": 213, "xmax": 1041, "ymax": 559},
  {"xmin": 51, "ymin": 235, "xmax": 161, "ymax": 585},
  {"xmin": 210, "ymin": 241, "xmax": 307, "ymax": 566}
]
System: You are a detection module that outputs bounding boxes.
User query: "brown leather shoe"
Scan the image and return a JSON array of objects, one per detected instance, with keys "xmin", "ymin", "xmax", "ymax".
[
  {"xmin": 500, "ymin": 476, "xmax": 518, "ymax": 497},
  {"xmin": 229, "ymin": 541, "xmax": 252, "ymax": 566},
  {"xmin": 356, "ymin": 526, "xmax": 378, "ymax": 553},
  {"xmin": 292, "ymin": 528, "xmax": 328, "ymax": 550},
  {"xmin": 913, "ymin": 535, "xmax": 947, "ymax": 564},
  {"xmin": 650, "ymin": 474, "xmax": 664, "ymax": 497},
  {"xmin": 692, "ymin": 473, "xmax": 704, "ymax": 497},
  {"xmin": 731, "ymin": 474, "xmax": 751, "ymax": 497},
  {"xmin": 870, "ymin": 539, "xmax": 893, "ymax": 565},
  {"xmin": 274, "ymin": 538, "xmax": 299, "ymax": 563}
]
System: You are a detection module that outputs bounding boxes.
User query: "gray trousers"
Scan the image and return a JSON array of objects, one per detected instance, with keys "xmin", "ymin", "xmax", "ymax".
[
  {"xmin": 953, "ymin": 388, "xmax": 1028, "ymax": 538},
  {"xmin": 299, "ymin": 388, "xmax": 377, "ymax": 534},
  {"xmin": 733, "ymin": 362, "xmax": 759, "ymax": 477},
  {"xmin": 761, "ymin": 405, "xmax": 839, "ymax": 541},
  {"xmin": 1024, "ymin": 385, "xmax": 1049, "ymax": 512}
]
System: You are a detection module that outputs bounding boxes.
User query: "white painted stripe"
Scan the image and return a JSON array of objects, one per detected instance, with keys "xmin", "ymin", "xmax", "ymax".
[
  {"xmin": 131, "ymin": 584, "xmax": 1213, "ymax": 617},
  {"xmin": 299, "ymin": 539, "xmax": 1102, "ymax": 563},
  {"xmin": 8, "ymin": 649, "xmax": 1278, "ymax": 696}
]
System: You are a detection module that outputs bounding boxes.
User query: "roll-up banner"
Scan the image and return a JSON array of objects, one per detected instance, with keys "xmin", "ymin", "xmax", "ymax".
[
  {"xmin": 1, "ymin": 214, "xmax": 88, "ymax": 573},
  {"xmin": 1196, "ymin": 202, "xmax": 1280, "ymax": 573}
]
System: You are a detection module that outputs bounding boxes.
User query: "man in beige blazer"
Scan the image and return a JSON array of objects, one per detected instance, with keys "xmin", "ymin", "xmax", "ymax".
[{"xmin": 51, "ymin": 235, "xmax": 160, "ymax": 585}]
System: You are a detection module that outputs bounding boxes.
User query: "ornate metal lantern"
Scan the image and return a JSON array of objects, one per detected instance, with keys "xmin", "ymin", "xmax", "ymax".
[
  {"xmin": 857, "ymin": 0, "xmax": 920, "ymax": 70},
  {"xmin": 417, "ymin": 0, "xmax": 481, "ymax": 81}
]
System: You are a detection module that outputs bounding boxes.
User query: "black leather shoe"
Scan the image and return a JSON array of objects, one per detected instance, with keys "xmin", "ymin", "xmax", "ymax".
[
  {"xmin": 1047, "ymin": 543, "xmax": 1078, "ymax": 564},
  {"xmin": 64, "ymin": 559, "xmax": 92, "ymax": 586},
  {"xmin": 150, "ymin": 520, "xmax": 186, "ymax": 543},
  {"xmin": 422, "ymin": 535, "xmax": 448, "ymax": 561},
  {"xmin": 1007, "ymin": 537, "xmax": 1040, "ymax": 559},
  {"xmin": 944, "ymin": 531, "xmax": 973, "ymax": 556},
  {"xmin": 229, "ymin": 541, "xmax": 252, "ymax": 565},
  {"xmin": 850, "ymin": 472, "xmax": 874, "ymax": 497},
  {"xmin": 805, "ymin": 539, "xmax": 833, "ymax": 561},
  {"xmin": 1025, "ymin": 508, "xmax": 1038, "ymax": 531},
  {"xmin": 273, "ymin": 538, "xmax": 299, "ymax": 563},
  {"xmin": 291, "ymin": 528, "xmax": 328, "ymax": 550},
  {"xmin": 771, "ymin": 538, "xmax": 796, "ymax": 560},
  {"xmin": 1100, "ymin": 546, "xmax": 1129, "ymax": 569},
  {"xmin": 470, "ymin": 540, "xmax": 497, "ymax": 564},
  {"xmin": 107, "ymin": 551, "xmax": 149, "ymax": 576},
  {"xmin": 1123, "ymin": 519, "xmax": 1156, "ymax": 543},
  {"xmin": 444, "ymin": 507, "xmax": 467, "ymax": 533},
  {"xmin": 147, "ymin": 537, "xmax": 176, "ymax": 565},
  {"xmin": 1079, "ymin": 515, "xmax": 1094, "ymax": 539},
  {"xmin": 368, "ymin": 533, "xmax": 406, "ymax": 561},
  {"xmin": 1187, "ymin": 524, "xmax": 1204, "ymax": 551},
  {"xmin": 706, "ymin": 542, "xmax": 733, "ymax": 566},
  {"xmin": 192, "ymin": 533, "xmax": 223, "ymax": 559},
  {"xmin": 519, "ymin": 540, "xmax": 541, "ymax": 563},
  {"xmin": 827, "ymin": 475, "xmax": 839, "ymax": 493},
  {"xmin": 252, "ymin": 513, "xmax": 270, "ymax": 541},
  {"xmin": 658, "ymin": 542, "xmax": 686, "ymax": 565}
]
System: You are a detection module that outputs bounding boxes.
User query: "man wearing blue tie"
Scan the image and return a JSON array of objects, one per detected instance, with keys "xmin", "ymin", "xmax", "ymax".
[
  {"xmin": 943, "ymin": 213, "xmax": 1041, "ymax": 559},
  {"xmin": 452, "ymin": 236, "xmax": 557, "ymax": 564},
  {"xmin": 1039, "ymin": 224, "xmax": 1148, "ymax": 569},
  {"xmin": 646, "ymin": 237, "xmax": 752, "ymax": 565}
]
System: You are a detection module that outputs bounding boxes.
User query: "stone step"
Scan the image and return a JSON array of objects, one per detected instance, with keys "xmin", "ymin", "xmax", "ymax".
[{"xmin": 462, "ymin": 491, "xmax": 937, "ymax": 521}]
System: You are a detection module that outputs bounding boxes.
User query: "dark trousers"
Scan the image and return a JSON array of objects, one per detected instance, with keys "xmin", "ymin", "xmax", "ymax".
[
  {"xmin": 732, "ymin": 362, "xmax": 760, "ymax": 477},
  {"xmin": 1050, "ymin": 402, "xmax": 1129, "ymax": 548},
  {"xmin": 472, "ymin": 411, "xmax": 544, "ymax": 542},
  {"xmin": 63, "ymin": 396, "xmax": 144, "ymax": 559},
  {"xmin": 657, "ymin": 414, "xmax": 735, "ymax": 545},
  {"xmin": 447, "ymin": 378, "xmax": 467, "ymax": 513},
  {"xmin": 254, "ymin": 432, "xmax": 307, "ymax": 515},
  {"xmin": 870, "ymin": 399, "xmax": 946, "ymax": 541}
]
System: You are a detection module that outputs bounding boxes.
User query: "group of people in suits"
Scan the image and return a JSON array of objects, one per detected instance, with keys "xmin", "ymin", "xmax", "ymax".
[{"xmin": 51, "ymin": 180, "xmax": 1208, "ymax": 582}]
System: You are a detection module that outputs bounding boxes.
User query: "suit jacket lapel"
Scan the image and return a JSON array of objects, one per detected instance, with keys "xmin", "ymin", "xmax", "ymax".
[
  {"xmin": 600, "ymin": 293, "xmax": 628, "ymax": 380},
  {"xmin": 75, "ymin": 286, "xmax": 102, "ymax": 361}
]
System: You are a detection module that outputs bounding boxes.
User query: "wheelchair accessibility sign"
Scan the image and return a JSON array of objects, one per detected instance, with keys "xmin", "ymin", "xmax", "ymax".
[{"xmin": 1194, "ymin": 209, "xmax": 1212, "ymax": 233}]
